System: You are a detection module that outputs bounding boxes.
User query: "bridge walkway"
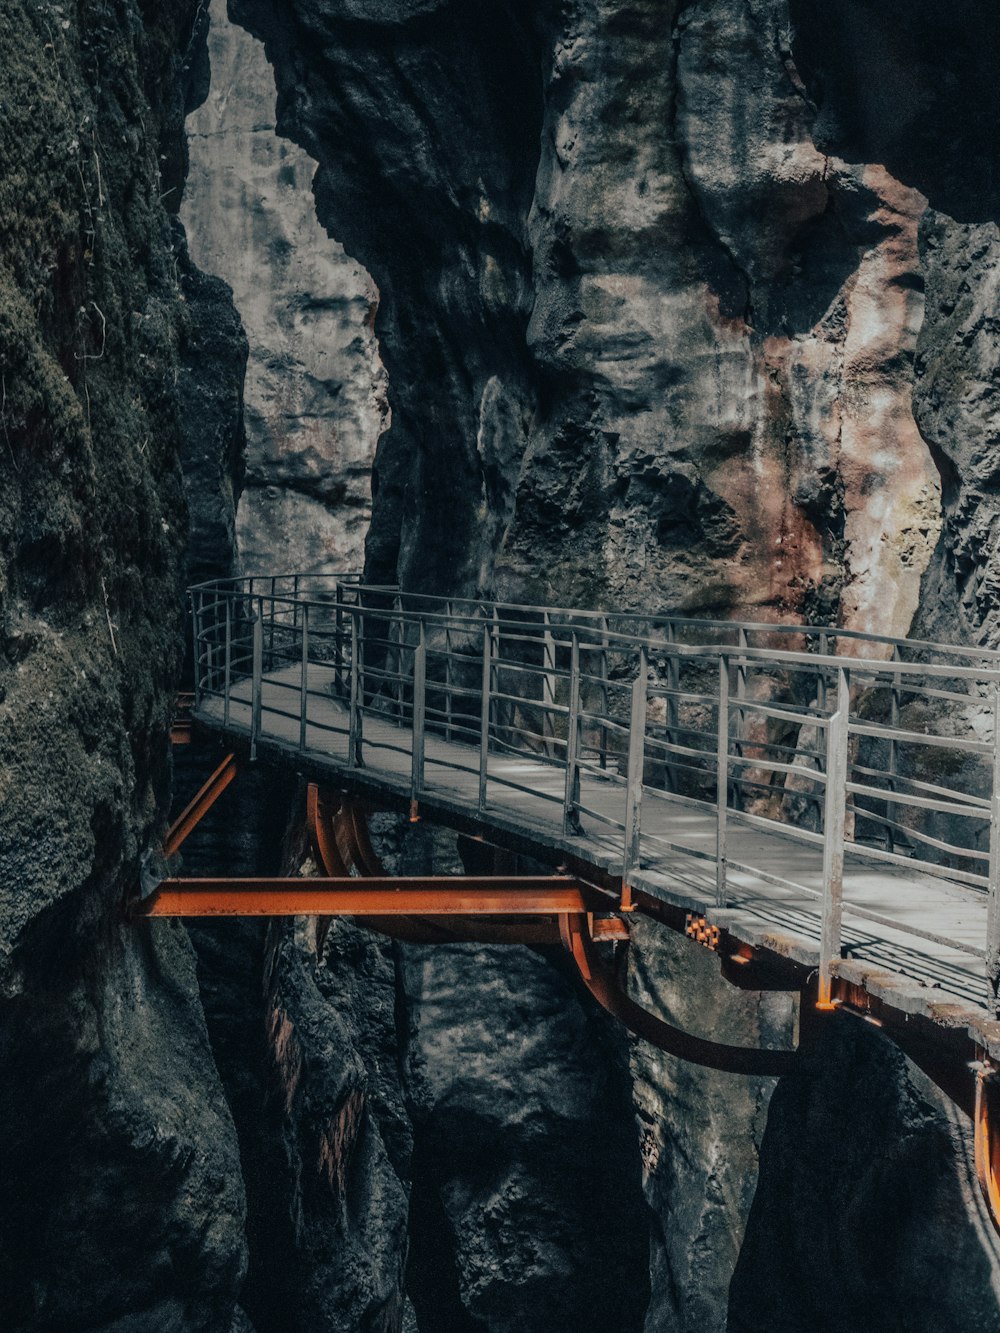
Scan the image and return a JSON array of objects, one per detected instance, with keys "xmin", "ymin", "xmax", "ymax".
[{"xmin": 200, "ymin": 661, "xmax": 988, "ymax": 1012}]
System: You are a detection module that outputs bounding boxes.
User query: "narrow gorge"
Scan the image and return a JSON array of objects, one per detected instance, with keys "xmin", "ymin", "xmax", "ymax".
[{"xmin": 4, "ymin": 1, "xmax": 1000, "ymax": 1330}]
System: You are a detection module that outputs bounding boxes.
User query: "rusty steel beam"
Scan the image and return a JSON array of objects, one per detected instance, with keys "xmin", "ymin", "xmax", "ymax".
[
  {"xmin": 163, "ymin": 754, "xmax": 239, "ymax": 858},
  {"xmin": 137, "ymin": 875, "xmax": 594, "ymax": 918}
]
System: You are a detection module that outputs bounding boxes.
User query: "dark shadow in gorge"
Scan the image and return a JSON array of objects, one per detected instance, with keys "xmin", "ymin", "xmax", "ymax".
[
  {"xmin": 728, "ymin": 1017, "xmax": 1000, "ymax": 1333},
  {"xmin": 789, "ymin": 0, "xmax": 1000, "ymax": 225}
]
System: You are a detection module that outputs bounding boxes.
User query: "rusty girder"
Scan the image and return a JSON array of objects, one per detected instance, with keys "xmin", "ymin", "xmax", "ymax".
[{"xmin": 163, "ymin": 753, "xmax": 239, "ymax": 857}]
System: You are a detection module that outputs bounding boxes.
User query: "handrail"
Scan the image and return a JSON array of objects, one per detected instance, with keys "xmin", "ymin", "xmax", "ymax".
[{"xmin": 188, "ymin": 573, "xmax": 1000, "ymax": 1013}]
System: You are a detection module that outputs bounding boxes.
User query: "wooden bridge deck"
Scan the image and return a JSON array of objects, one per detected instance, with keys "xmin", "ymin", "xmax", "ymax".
[{"xmin": 198, "ymin": 663, "xmax": 990, "ymax": 1019}]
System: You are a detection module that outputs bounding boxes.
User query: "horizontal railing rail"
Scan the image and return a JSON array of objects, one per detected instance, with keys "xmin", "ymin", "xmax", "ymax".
[{"xmin": 188, "ymin": 574, "xmax": 1000, "ymax": 1011}]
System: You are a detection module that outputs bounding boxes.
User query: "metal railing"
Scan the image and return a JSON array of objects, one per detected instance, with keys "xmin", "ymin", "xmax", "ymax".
[{"xmin": 189, "ymin": 574, "xmax": 1000, "ymax": 1009}]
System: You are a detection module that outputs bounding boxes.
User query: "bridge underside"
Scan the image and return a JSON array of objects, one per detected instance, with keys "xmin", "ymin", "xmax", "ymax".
[{"xmin": 151, "ymin": 723, "xmax": 1000, "ymax": 1233}]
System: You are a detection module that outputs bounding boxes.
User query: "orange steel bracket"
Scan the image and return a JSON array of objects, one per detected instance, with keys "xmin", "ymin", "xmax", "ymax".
[
  {"xmin": 164, "ymin": 753, "xmax": 240, "ymax": 858},
  {"xmin": 558, "ymin": 911, "xmax": 798, "ymax": 1075},
  {"xmin": 975, "ymin": 1066, "xmax": 1000, "ymax": 1236}
]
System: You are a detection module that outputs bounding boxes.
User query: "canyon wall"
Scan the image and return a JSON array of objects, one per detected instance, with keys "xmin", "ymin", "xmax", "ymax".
[
  {"xmin": 6, "ymin": 0, "xmax": 1000, "ymax": 1329},
  {"xmin": 0, "ymin": 1, "xmax": 250, "ymax": 1328}
]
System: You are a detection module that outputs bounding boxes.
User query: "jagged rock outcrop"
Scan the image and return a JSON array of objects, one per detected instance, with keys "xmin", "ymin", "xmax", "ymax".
[
  {"xmin": 0, "ymin": 2, "xmax": 248, "ymax": 1327},
  {"xmin": 230, "ymin": 0, "xmax": 943, "ymax": 642},
  {"xmin": 181, "ymin": 1, "xmax": 386, "ymax": 575}
]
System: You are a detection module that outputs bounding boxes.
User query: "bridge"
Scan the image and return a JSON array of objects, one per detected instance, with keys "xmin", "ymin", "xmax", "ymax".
[{"xmin": 143, "ymin": 574, "xmax": 1000, "ymax": 1222}]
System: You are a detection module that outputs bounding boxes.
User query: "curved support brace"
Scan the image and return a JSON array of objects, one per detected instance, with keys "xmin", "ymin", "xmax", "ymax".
[
  {"xmin": 975, "ymin": 1068, "xmax": 1000, "ymax": 1237},
  {"xmin": 559, "ymin": 913, "xmax": 798, "ymax": 1076},
  {"xmin": 307, "ymin": 786, "xmax": 549, "ymax": 946}
]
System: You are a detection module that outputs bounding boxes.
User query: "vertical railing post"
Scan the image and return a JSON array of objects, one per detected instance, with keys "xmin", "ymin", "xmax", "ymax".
[
  {"xmin": 410, "ymin": 619, "xmax": 427, "ymax": 816},
  {"xmin": 250, "ymin": 599, "xmax": 263, "ymax": 762},
  {"xmin": 393, "ymin": 591, "xmax": 404, "ymax": 720},
  {"xmin": 818, "ymin": 665, "xmax": 850, "ymax": 1008},
  {"xmin": 349, "ymin": 613, "xmax": 363, "ymax": 767},
  {"xmin": 334, "ymin": 583, "xmax": 345, "ymax": 697},
  {"xmin": 562, "ymin": 633, "xmax": 582, "ymax": 834},
  {"xmin": 190, "ymin": 590, "xmax": 201, "ymax": 703},
  {"xmin": 444, "ymin": 600, "xmax": 454, "ymax": 742},
  {"xmin": 986, "ymin": 684, "xmax": 1000, "ymax": 1015},
  {"xmin": 665, "ymin": 621, "xmax": 679, "ymax": 792},
  {"xmin": 599, "ymin": 615, "xmax": 610, "ymax": 770},
  {"xmin": 478, "ymin": 618, "xmax": 493, "ymax": 812},
  {"xmin": 733, "ymin": 625, "xmax": 748, "ymax": 811},
  {"xmin": 886, "ymin": 644, "xmax": 902, "ymax": 852},
  {"xmin": 716, "ymin": 653, "xmax": 730, "ymax": 908},
  {"xmin": 223, "ymin": 596, "xmax": 232, "ymax": 728},
  {"xmin": 299, "ymin": 601, "xmax": 309, "ymax": 752},
  {"xmin": 622, "ymin": 645, "xmax": 648, "ymax": 909},
  {"xmin": 542, "ymin": 612, "xmax": 557, "ymax": 759},
  {"xmin": 268, "ymin": 576, "xmax": 277, "ymax": 663}
]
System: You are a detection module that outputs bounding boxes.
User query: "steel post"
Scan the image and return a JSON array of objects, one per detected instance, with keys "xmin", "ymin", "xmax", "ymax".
[
  {"xmin": 563, "ymin": 633, "xmax": 582, "ymax": 834},
  {"xmin": 987, "ymin": 685, "xmax": 1000, "ymax": 1014},
  {"xmin": 223, "ymin": 597, "xmax": 231, "ymax": 728},
  {"xmin": 716, "ymin": 653, "xmax": 730, "ymax": 908},
  {"xmin": 887, "ymin": 643, "xmax": 901, "ymax": 852},
  {"xmin": 818, "ymin": 666, "xmax": 850, "ymax": 1007},
  {"xmin": 411, "ymin": 619, "xmax": 427, "ymax": 804},
  {"xmin": 299, "ymin": 601, "xmax": 309, "ymax": 752},
  {"xmin": 665, "ymin": 621, "xmax": 679, "ymax": 792},
  {"xmin": 478, "ymin": 619, "xmax": 492, "ymax": 811},
  {"xmin": 349, "ymin": 613, "xmax": 363, "ymax": 766},
  {"xmin": 623, "ymin": 645, "xmax": 648, "ymax": 894},
  {"xmin": 542, "ymin": 611, "xmax": 557, "ymax": 759},
  {"xmin": 250, "ymin": 601, "xmax": 263, "ymax": 762}
]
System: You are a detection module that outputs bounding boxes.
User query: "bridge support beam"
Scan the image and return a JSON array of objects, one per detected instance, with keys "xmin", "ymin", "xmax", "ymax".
[
  {"xmin": 135, "ymin": 875, "xmax": 597, "ymax": 918},
  {"xmin": 163, "ymin": 753, "xmax": 239, "ymax": 858}
]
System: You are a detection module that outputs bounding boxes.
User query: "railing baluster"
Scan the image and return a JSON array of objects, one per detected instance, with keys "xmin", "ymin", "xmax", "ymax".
[
  {"xmin": 349, "ymin": 613, "xmax": 363, "ymax": 767},
  {"xmin": 411, "ymin": 619, "xmax": 427, "ymax": 815},
  {"xmin": 733, "ymin": 625, "xmax": 748, "ymax": 811},
  {"xmin": 987, "ymin": 684, "xmax": 1000, "ymax": 1015},
  {"xmin": 562, "ymin": 633, "xmax": 582, "ymax": 834},
  {"xmin": 542, "ymin": 611, "xmax": 557, "ymax": 759},
  {"xmin": 599, "ymin": 615, "xmax": 610, "ymax": 770},
  {"xmin": 716, "ymin": 653, "xmax": 729, "ymax": 908},
  {"xmin": 665, "ymin": 621, "xmax": 679, "ymax": 792},
  {"xmin": 299, "ymin": 601, "xmax": 309, "ymax": 752},
  {"xmin": 622, "ymin": 645, "xmax": 648, "ymax": 907},
  {"xmin": 223, "ymin": 597, "xmax": 231, "ymax": 728},
  {"xmin": 444, "ymin": 599, "xmax": 454, "ymax": 742},
  {"xmin": 191, "ymin": 590, "xmax": 201, "ymax": 703},
  {"xmin": 394, "ymin": 590, "xmax": 404, "ymax": 719},
  {"xmin": 250, "ymin": 599, "xmax": 263, "ymax": 762},
  {"xmin": 478, "ymin": 618, "xmax": 492, "ymax": 812},
  {"xmin": 818, "ymin": 666, "xmax": 850, "ymax": 1008},
  {"xmin": 334, "ymin": 583, "xmax": 345, "ymax": 698},
  {"xmin": 886, "ymin": 643, "xmax": 901, "ymax": 852}
]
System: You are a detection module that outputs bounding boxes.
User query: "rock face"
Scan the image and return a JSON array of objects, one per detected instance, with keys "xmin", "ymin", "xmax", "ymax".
[
  {"xmin": 230, "ymin": 0, "xmax": 943, "ymax": 641},
  {"xmin": 181, "ymin": 0, "xmax": 386, "ymax": 575},
  {"xmin": 0, "ymin": 1, "xmax": 248, "ymax": 1328},
  {"xmin": 203, "ymin": 1, "xmax": 1000, "ymax": 1330}
]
